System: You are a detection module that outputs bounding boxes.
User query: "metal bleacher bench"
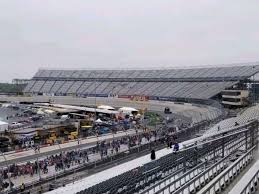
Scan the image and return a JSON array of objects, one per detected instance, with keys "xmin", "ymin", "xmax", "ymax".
[
  {"xmin": 197, "ymin": 145, "xmax": 256, "ymax": 194},
  {"xmin": 229, "ymin": 158, "xmax": 259, "ymax": 194}
]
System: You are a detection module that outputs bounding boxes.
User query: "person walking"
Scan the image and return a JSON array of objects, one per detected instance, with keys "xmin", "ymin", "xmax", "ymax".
[
  {"xmin": 150, "ymin": 149, "xmax": 156, "ymax": 160},
  {"xmin": 38, "ymin": 185, "xmax": 43, "ymax": 194},
  {"xmin": 173, "ymin": 142, "xmax": 179, "ymax": 152}
]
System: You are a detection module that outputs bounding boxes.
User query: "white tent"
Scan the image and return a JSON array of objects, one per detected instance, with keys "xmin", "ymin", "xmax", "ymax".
[
  {"xmin": 37, "ymin": 108, "xmax": 45, "ymax": 115},
  {"xmin": 97, "ymin": 105, "xmax": 115, "ymax": 110},
  {"xmin": 95, "ymin": 118, "xmax": 103, "ymax": 123},
  {"xmin": 61, "ymin": 115, "xmax": 69, "ymax": 120},
  {"xmin": 119, "ymin": 107, "xmax": 138, "ymax": 115},
  {"xmin": 0, "ymin": 121, "xmax": 8, "ymax": 132},
  {"xmin": 2, "ymin": 103, "xmax": 12, "ymax": 108},
  {"xmin": 44, "ymin": 109, "xmax": 55, "ymax": 114}
]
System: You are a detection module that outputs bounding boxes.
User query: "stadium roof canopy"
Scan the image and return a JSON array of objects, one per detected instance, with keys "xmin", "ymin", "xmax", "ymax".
[{"xmin": 32, "ymin": 64, "xmax": 259, "ymax": 82}]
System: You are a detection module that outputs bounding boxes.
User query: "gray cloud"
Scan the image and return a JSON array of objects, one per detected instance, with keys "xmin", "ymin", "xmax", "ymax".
[{"xmin": 0, "ymin": 0, "xmax": 259, "ymax": 82}]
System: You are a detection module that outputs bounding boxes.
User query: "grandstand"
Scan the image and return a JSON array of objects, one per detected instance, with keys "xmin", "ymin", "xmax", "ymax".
[
  {"xmin": 24, "ymin": 64, "xmax": 259, "ymax": 100},
  {"xmin": 204, "ymin": 104, "xmax": 259, "ymax": 134},
  {"xmin": 1, "ymin": 64, "xmax": 259, "ymax": 194}
]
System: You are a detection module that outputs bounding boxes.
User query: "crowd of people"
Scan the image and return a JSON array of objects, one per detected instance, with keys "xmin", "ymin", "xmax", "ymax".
[
  {"xmin": 0, "ymin": 149, "xmax": 90, "ymax": 192},
  {"xmin": 0, "ymin": 126, "xmax": 178, "ymax": 192}
]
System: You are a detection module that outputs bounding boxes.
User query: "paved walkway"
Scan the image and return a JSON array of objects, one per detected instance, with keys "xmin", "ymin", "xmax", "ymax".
[
  {"xmin": 0, "ymin": 129, "xmax": 151, "ymax": 192},
  {"xmin": 4, "ymin": 144, "xmax": 129, "ymax": 191},
  {"xmin": 0, "ymin": 129, "xmax": 140, "ymax": 165}
]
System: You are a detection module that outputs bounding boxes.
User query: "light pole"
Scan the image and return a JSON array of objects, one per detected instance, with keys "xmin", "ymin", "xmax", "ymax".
[
  {"xmin": 94, "ymin": 80, "xmax": 97, "ymax": 121},
  {"xmin": 253, "ymin": 66, "xmax": 256, "ymax": 105},
  {"xmin": 77, "ymin": 120, "xmax": 80, "ymax": 145}
]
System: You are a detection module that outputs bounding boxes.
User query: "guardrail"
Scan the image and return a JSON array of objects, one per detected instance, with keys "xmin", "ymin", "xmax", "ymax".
[
  {"xmin": 197, "ymin": 145, "xmax": 256, "ymax": 194},
  {"xmin": 182, "ymin": 120, "xmax": 258, "ymax": 148}
]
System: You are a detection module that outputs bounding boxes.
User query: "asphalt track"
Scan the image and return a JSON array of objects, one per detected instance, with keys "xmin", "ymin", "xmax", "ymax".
[{"xmin": 0, "ymin": 96, "xmax": 222, "ymax": 123}]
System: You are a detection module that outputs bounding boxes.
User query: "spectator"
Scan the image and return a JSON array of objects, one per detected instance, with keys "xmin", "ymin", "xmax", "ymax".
[
  {"xmin": 39, "ymin": 185, "xmax": 43, "ymax": 194},
  {"xmin": 150, "ymin": 149, "xmax": 156, "ymax": 160},
  {"xmin": 173, "ymin": 142, "xmax": 179, "ymax": 152},
  {"xmin": 20, "ymin": 182, "xmax": 25, "ymax": 192}
]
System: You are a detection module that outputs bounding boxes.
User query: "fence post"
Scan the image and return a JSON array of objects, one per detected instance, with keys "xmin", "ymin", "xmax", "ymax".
[
  {"xmin": 222, "ymin": 134, "xmax": 225, "ymax": 158},
  {"xmin": 245, "ymin": 130, "xmax": 248, "ymax": 151}
]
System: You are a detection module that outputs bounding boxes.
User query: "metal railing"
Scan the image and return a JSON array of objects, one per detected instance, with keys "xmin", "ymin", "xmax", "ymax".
[
  {"xmin": 197, "ymin": 145, "xmax": 256, "ymax": 194},
  {"xmin": 170, "ymin": 140, "xmax": 246, "ymax": 194},
  {"xmin": 236, "ymin": 160, "xmax": 259, "ymax": 194}
]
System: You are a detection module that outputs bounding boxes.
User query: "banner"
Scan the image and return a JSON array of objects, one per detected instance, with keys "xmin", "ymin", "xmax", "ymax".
[
  {"xmin": 130, "ymin": 95, "xmax": 149, "ymax": 101},
  {"xmin": 118, "ymin": 95, "xmax": 132, "ymax": 99}
]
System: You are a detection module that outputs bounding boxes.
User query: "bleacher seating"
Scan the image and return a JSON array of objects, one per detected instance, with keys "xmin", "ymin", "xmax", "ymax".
[
  {"xmin": 205, "ymin": 104, "xmax": 259, "ymax": 135},
  {"xmin": 229, "ymin": 159, "xmax": 259, "ymax": 194},
  {"xmin": 34, "ymin": 65, "xmax": 259, "ymax": 80},
  {"xmin": 27, "ymin": 80, "xmax": 236, "ymax": 99},
  {"xmin": 24, "ymin": 64, "xmax": 259, "ymax": 99}
]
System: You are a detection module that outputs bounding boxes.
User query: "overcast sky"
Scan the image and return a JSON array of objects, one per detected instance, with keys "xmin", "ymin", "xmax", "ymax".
[{"xmin": 0, "ymin": 0, "xmax": 259, "ymax": 82}]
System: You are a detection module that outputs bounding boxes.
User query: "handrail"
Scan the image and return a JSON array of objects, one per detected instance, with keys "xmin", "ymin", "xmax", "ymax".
[{"xmin": 182, "ymin": 120, "xmax": 257, "ymax": 148}]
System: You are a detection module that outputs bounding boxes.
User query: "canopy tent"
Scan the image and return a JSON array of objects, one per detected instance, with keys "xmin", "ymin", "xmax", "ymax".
[
  {"xmin": 46, "ymin": 104, "xmax": 119, "ymax": 115},
  {"xmin": 61, "ymin": 115, "xmax": 69, "ymax": 119},
  {"xmin": 119, "ymin": 107, "xmax": 138, "ymax": 115},
  {"xmin": 95, "ymin": 118, "xmax": 103, "ymax": 123},
  {"xmin": 37, "ymin": 108, "xmax": 45, "ymax": 115},
  {"xmin": 0, "ymin": 121, "xmax": 8, "ymax": 132},
  {"xmin": 44, "ymin": 109, "xmax": 55, "ymax": 114},
  {"xmin": 97, "ymin": 105, "xmax": 115, "ymax": 110}
]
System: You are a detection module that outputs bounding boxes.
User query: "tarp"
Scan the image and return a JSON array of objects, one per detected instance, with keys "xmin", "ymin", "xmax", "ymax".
[{"xmin": 37, "ymin": 108, "xmax": 45, "ymax": 115}]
